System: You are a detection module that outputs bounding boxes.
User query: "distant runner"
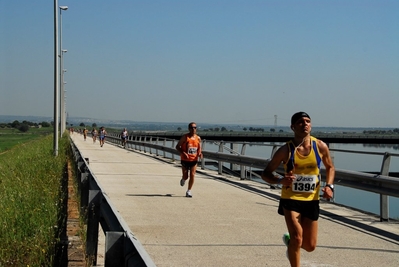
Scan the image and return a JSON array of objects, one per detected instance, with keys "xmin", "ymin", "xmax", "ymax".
[
  {"xmin": 91, "ymin": 128, "xmax": 98, "ymax": 143},
  {"xmin": 121, "ymin": 128, "xmax": 128, "ymax": 148},
  {"xmin": 175, "ymin": 122, "xmax": 202, "ymax": 198},
  {"xmin": 83, "ymin": 128, "xmax": 88, "ymax": 141},
  {"xmin": 99, "ymin": 127, "xmax": 107, "ymax": 147}
]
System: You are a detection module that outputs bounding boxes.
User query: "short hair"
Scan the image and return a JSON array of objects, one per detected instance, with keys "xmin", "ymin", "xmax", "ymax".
[{"xmin": 291, "ymin": 112, "xmax": 311, "ymax": 125}]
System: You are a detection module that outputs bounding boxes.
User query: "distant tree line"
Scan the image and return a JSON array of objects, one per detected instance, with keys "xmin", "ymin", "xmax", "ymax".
[
  {"xmin": 0, "ymin": 120, "xmax": 51, "ymax": 132},
  {"xmin": 77, "ymin": 123, "xmax": 97, "ymax": 128},
  {"xmin": 363, "ymin": 129, "xmax": 399, "ymax": 135},
  {"xmin": 175, "ymin": 126, "xmax": 288, "ymax": 133},
  {"xmin": 203, "ymin": 127, "xmax": 229, "ymax": 132},
  {"xmin": 182, "ymin": 126, "xmax": 284, "ymax": 132}
]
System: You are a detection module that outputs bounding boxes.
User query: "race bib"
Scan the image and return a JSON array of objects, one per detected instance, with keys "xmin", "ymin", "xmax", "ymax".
[
  {"xmin": 187, "ymin": 147, "xmax": 198, "ymax": 155},
  {"xmin": 292, "ymin": 175, "xmax": 318, "ymax": 193}
]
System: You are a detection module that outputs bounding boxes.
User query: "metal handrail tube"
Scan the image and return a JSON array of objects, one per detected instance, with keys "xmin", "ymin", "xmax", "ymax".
[
  {"xmin": 124, "ymin": 131, "xmax": 399, "ymax": 144},
  {"xmin": 331, "ymin": 148, "xmax": 399, "ymax": 157},
  {"xmin": 106, "ymin": 134, "xmax": 399, "ymax": 195}
]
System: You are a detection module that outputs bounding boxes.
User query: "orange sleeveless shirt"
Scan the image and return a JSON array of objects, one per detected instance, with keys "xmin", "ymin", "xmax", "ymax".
[{"xmin": 180, "ymin": 134, "xmax": 201, "ymax": 162}]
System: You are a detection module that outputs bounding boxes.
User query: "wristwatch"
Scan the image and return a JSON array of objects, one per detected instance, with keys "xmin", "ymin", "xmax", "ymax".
[{"xmin": 325, "ymin": 184, "xmax": 334, "ymax": 192}]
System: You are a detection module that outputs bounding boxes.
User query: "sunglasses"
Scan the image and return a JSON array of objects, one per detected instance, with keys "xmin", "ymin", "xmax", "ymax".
[{"xmin": 190, "ymin": 126, "xmax": 197, "ymax": 129}]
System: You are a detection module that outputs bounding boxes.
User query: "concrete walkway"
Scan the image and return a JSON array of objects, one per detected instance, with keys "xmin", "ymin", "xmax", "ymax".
[{"xmin": 70, "ymin": 134, "xmax": 399, "ymax": 267}]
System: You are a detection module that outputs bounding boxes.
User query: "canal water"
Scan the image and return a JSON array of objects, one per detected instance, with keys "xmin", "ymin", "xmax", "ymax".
[{"xmin": 204, "ymin": 141, "xmax": 399, "ymax": 219}]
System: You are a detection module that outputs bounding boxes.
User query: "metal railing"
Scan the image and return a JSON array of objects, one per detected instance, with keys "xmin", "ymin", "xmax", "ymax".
[
  {"xmin": 106, "ymin": 133, "xmax": 399, "ymax": 222},
  {"xmin": 70, "ymin": 138, "xmax": 156, "ymax": 267}
]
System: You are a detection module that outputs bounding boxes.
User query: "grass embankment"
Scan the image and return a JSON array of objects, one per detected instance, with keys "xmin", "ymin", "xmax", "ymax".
[
  {"xmin": 0, "ymin": 127, "xmax": 52, "ymax": 153},
  {"xmin": 0, "ymin": 134, "xmax": 69, "ymax": 266}
]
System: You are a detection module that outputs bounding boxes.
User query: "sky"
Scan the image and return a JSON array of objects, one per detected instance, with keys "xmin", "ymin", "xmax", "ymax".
[{"xmin": 1, "ymin": 0, "xmax": 398, "ymax": 128}]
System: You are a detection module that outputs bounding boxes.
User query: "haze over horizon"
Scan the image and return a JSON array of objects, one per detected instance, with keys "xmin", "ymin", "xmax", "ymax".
[
  {"xmin": 1, "ymin": 1, "xmax": 398, "ymax": 128},
  {"xmin": 1, "ymin": 114, "xmax": 397, "ymax": 132}
]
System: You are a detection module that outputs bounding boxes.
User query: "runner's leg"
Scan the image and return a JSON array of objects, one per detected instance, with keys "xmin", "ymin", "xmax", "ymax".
[
  {"xmin": 284, "ymin": 209, "xmax": 302, "ymax": 267},
  {"xmin": 188, "ymin": 164, "xmax": 197, "ymax": 190},
  {"xmin": 300, "ymin": 217, "xmax": 318, "ymax": 252}
]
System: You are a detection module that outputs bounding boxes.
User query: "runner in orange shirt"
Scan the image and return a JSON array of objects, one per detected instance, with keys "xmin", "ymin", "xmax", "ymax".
[{"xmin": 175, "ymin": 122, "xmax": 202, "ymax": 197}]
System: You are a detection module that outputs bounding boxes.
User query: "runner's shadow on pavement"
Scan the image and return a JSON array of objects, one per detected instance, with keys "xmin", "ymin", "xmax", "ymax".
[{"xmin": 126, "ymin": 194, "xmax": 176, "ymax": 197}]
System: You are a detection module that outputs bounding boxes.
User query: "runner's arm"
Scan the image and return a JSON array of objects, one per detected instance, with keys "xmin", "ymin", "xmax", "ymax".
[
  {"xmin": 318, "ymin": 140, "xmax": 335, "ymax": 199},
  {"xmin": 261, "ymin": 145, "xmax": 289, "ymax": 185}
]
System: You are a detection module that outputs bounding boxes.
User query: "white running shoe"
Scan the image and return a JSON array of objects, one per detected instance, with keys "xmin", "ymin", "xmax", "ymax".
[{"xmin": 186, "ymin": 190, "xmax": 192, "ymax": 198}]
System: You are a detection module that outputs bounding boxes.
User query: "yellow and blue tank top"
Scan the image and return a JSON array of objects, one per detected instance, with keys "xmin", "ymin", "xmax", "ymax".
[{"xmin": 281, "ymin": 136, "xmax": 322, "ymax": 201}]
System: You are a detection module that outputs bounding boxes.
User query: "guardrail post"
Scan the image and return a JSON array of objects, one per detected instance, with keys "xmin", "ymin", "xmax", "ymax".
[
  {"xmin": 218, "ymin": 142, "xmax": 224, "ymax": 175},
  {"xmin": 139, "ymin": 136, "xmax": 145, "ymax": 152},
  {"xmin": 201, "ymin": 140, "xmax": 206, "ymax": 170},
  {"xmin": 155, "ymin": 137, "xmax": 160, "ymax": 156},
  {"xmin": 163, "ymin": 139, "xmax": 166, "ymax": 158},
  {"xmin": 240, "ymin": 143, "xmax": 248, "ymax": 180},
  {"xmin": 76, "ymin": 157, "xmax": 87, "ymax": 197},
  {"xmin": 105, "ymin": 231, "xmax": 124, "ymax": 267},
  {"xmin": 86, "ymin": 190, "xmax": 101, "ymax": 266},
  {"xmin": 230, "ymin": 143, "xmax": 239, "ymax": 172},
  {"xmin": 80, "ymin": 171, "xmax": 90, "ymax": 219},
  {"xmin": 75, "ymin": 156, "xmax": 83, "ymax": 191},
  {"xmin": 172, "ymin": 140, "xmax": 176, "ymax": 161},
  {"xmin": 76, "ymin": 157, "xmax": 84, "ymax": 177},
  {"xmin": 379, "ymin": 152, "xmax": 391, "ymax": 221},
  {"xmin": 149, "ymin": 137, "xmax": 153, "ymax": 154}
]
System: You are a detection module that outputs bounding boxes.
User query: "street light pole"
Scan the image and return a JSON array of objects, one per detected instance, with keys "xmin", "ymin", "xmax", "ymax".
[
  {"xmin": 60, "ymin": 49, "xmax": 67, "ymax": 134},
  {"xmin": 53, "ymin": 0, "xmax": 59, "ymax": 156},
  {"xmin": 59, "ymin": 5, "xmax": 68, "ymax": 136},
  {"xmin": 62, "ymin": 68, "xmax": 67, "ymax": 131}
]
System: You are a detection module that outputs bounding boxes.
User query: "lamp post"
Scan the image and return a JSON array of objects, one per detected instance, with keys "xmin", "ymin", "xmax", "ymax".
[
  {"xmin": 63, "ymin": 82, "xmax": 67, "ymax": 125},
  {"xmin": 60, "ymin": 49, "xmax": 67, "ymax": 134},
  {"xmin": 59, "ymin": 5, "xmax": 68, "ymax": 135},
  {"xmin": 53, "ymin": 0, "xmax": 59, "ymax": 156}
]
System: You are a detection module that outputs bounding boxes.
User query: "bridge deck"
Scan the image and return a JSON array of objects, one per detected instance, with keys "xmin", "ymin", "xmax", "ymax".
[{"xmin": 71, "ymin": 134, "xmax": 399, "ymax": 267}]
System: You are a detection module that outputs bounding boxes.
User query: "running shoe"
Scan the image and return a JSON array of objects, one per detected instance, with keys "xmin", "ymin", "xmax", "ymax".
[
  {"xmin": 283, "ymin": 233, "xmax": 290, "ymax": 260},
  {"xmin": 186, "ymin": 190, "xmax": 192, "ymax": 198},
  {"xmin": 180, "ymin": 178, "xmax": 186, "ymax": 186},
  {"xmin": 282, "ymin": 232, "xmax": 290, "ymax": 246}
]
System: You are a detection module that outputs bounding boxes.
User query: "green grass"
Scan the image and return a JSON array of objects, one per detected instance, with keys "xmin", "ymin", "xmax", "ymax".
[
  {"xmin": 0, "ymin": 127, "xmax": 53, "ymax": 153},
  {"xmin": 0, "ymin": 134, "xmax": 69, "ymax": 266}
]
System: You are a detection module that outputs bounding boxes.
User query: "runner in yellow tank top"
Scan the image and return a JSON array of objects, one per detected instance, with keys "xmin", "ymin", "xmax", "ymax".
[
  {"xmin": 261, "ymin": 112, "xmax": 335, "ymax": 267},
  {"xmin": 281, "ymin": 136, "xmax": 322, "ymax": 201}
]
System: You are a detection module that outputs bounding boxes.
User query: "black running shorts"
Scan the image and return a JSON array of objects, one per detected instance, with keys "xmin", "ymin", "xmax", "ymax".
[
  {"xmin": 278, "ymin": 199, "xmax": 320, "ymax": 221},
  {"xmin": 181, "ymin": 160, "xmax": 198, "ymax": 169}
]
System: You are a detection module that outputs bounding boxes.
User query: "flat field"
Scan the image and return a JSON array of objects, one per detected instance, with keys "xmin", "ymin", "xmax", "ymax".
[{"xmin": 0, "ymin": 127, "xmax": 53, "ymax": 152}]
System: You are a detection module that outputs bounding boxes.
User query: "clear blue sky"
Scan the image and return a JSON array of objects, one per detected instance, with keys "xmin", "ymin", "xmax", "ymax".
[{"xmin": 1, "ymin": 0, "xmax": 398, "ymax": 128}]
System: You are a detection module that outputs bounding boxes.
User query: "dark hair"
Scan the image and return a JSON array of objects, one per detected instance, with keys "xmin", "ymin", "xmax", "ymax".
[{"xmin": 291, "ymin": 112, "xmax": 311, "ymax": 125}]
